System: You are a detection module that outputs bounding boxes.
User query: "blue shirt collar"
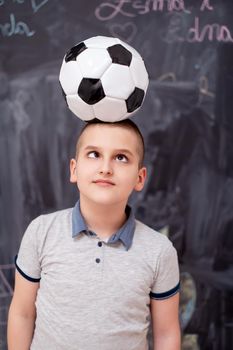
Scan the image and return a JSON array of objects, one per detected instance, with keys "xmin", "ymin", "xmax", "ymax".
[{"xmin": 72, "ymin": 200, "xmax": 135, "ymax": 250}]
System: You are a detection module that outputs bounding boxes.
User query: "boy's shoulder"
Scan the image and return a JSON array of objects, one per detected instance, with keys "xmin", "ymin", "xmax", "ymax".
[
  {"xmin": 134, "ymin": 219, "xmax": 174, "ymax": 252},
  {"xmin": 41, "ymin": 207, "xmax": 72, "ymax": 219},
  {"xmin": 35, "ymin": 207, "xmax": 72, "ymax": 223},
  {"xmin": 28, "ymin": 207, "xmax": 73, "ymax": 236}
]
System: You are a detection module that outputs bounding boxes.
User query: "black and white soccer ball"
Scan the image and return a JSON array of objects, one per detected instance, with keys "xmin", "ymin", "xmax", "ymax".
[{"xmin": 59, "ymin": 36, "xmax": 149, "ymax": 122}]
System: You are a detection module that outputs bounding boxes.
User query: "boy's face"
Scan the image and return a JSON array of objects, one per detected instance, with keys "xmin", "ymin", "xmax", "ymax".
[{"xmin": 70, "ymin": 123, "xmax": 147, "ymax": 207}]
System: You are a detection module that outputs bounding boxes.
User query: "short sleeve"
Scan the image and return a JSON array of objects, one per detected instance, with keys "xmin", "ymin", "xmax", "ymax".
[
  {"xmin": 15, "ymin": 216, "xmax": 42, "ymax": 282},
  {"xmin": 150, "ymin": 242, "xmax": 180, "ymax": 300}
]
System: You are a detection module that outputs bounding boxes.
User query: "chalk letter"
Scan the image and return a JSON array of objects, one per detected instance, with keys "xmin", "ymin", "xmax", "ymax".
[
  {"xmin": 171, "ymin": 0, "xmax": 186, "ymax": 11},
  {"xmin": 15, "ymin": 20, "xmax": 35, "ymax": 36},
  {"xmin": 132, "ymin": 0, "xmax": 150, "ymax": 15},
  {"xmin": 218, "ymin": 26, "xmax": 233, "ymax": 42},
  {"xmin": 95, "ymin": 0, "xmax": 135, "ymax": 21},
  {"xmin": 200, "ymin": 0, "xmax": 213, "ymax": 11},
  {"xmin": 8, "ymin": 13, "xmax": 16, "ymax": 36},
  {"xmin": 187, "ymin": 17, "xmax": 200, "ymax": 42}
]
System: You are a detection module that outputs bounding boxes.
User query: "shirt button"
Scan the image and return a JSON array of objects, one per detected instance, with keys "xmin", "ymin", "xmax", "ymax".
[
  {"xmin": 96, "ymin": 258, "xmax": 101, "ymax": 263},
  {"xmin": 98, "ymin": 242, "xmax": 102, "ymax": 247}
]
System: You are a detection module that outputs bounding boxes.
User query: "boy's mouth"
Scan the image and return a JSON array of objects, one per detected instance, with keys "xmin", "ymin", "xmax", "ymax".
[{"xmin": 93, "ymin": 179, "xmax": 115, "ymax": 186}]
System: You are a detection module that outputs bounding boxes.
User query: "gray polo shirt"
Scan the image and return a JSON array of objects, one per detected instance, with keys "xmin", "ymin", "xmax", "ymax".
[{"xmin": 15, "ymin": 201, "xmax": 180, "ymax": 350}]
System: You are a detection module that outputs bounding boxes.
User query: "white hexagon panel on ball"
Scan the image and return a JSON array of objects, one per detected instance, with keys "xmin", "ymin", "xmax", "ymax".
[
  {"xmin": 76, "ymin": 48, "xmax": 112, "ymax": 79},
  {"xmin": 66, "ymin": 95, "xmax": 95, "ymax": 121},
  {"xmin": 84, "ymin": 36, "xmax": 119, "ymax": 49},
  {"xmin": 102, "ymin": 65, "xmax": 135, "ymax": 100},
  {"xmin": 93, "ymin": 96, "xmax": 127, "ymax": 122},
  {"xmin": 130, "ymin": 56, "xmax": 149, "ymax": 91},
  {"xmin": 59, "ymin": 60, "xmax": 83, "ymax": 95}
]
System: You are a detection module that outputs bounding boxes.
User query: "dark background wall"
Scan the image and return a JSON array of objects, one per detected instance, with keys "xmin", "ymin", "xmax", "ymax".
[{"xmin": 1, "ymin": 1, "xmax": 233, "ymax": 349}]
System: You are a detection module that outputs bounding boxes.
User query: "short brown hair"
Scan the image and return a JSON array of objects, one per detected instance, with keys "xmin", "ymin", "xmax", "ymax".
[{"xmin": 75, "ymin": 119, "xmax": 145, "ymax": 168}]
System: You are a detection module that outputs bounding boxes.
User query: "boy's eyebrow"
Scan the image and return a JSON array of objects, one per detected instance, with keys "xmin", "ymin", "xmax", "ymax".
[{"xmin": 83, "ymin": 145, "xmax": 135, "ymax": 157}]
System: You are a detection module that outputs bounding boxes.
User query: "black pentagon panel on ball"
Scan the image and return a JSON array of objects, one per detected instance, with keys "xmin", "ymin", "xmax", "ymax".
[
  {"xmin": 78, "ymin": 78, "xmax": 105, "ymax": 105},
  {"xmin": 126, "ymin": 87, "xmax": 145, "ymax": 113},
  {"xmin": 65, "ymin": 42, "xmax": 87, "ymax": 62},
  {"xmin": 107, "ymin": 44, "xmax": 132, "ymax": 66}
]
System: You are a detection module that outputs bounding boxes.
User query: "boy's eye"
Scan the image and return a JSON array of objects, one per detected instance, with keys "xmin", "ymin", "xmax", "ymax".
[
  {"xmin": 87, "ymin": 151, "xmax": 99, "ymax": 158},
  {"xmin": 115, "ymin": 154, "xmax": 128, "ymax": 162}
]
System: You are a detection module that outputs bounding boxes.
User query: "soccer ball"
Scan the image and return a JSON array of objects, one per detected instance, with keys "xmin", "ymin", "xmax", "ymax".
[{"xmin": 59, "ymin": 36, "xmax": 149, "ymax": 122}]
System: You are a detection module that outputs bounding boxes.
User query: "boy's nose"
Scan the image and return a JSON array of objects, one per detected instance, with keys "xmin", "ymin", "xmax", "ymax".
[{"xmin": 99, "ymin": 159, "xmax": 113, "ymax": 175}]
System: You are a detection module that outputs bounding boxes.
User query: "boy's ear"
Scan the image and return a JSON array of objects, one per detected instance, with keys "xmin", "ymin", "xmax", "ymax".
[
  {"xmin": 134, "ymin": 167, "xmax": 147, "ymax": 192},
  {"xmin": 70, "ymin": 158, "xmax": 78, "ymax": 183}
]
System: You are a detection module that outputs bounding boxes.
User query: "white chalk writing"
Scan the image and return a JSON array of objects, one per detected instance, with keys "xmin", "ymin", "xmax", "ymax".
[
  {"xmin": 95, "ymin": 0, "xmax": 188, "ymax": 21},
  {"xmin": 31, "ymin": 0, "xmax": 49, "ymax": 14},
  {"xmin": 0, "ymin": 13, "xmax": 35, "ymax": 37},
  {"xmin": 95, "ymin": 0, "xmax": 232, "ymax": 43},
  {"xmin": 188, "ymin": 17, "xmax": 233, "ymax": 43},
  {"xmin": 0, "ymin": 0, "xmax": 49, "ymax": 38},
  {"xmin": 200, "ymin": 0, "xmax": 213, "ymax": 11}
]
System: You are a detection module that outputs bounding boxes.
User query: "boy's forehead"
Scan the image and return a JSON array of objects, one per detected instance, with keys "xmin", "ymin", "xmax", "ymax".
[
  {"xmin": 78, "ymin": 123, "xmax": 138, "ymax": 147},
  {"xmin": 75, "ymin": 122, "xmax": 144, "ymax": 166}
]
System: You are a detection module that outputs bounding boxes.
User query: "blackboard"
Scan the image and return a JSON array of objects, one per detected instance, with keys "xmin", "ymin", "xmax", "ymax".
[{"xmin": 1, "ymin": 1, "xmax": 233, "ymax": 349}]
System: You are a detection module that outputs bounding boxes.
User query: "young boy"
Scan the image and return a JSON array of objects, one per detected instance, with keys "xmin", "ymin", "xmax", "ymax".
[{"xmin": 7, "ymin": 119, "xmax": 180, "ymax": 350}]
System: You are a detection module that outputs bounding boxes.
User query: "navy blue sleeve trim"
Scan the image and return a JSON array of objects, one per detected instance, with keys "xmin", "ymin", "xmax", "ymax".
[
  {"xmin": 150, "ymin": 282, "xmax": 180, "ymax": 300},
  {"xmin": 14, "ymin": 255, "xmax": 41, "ymax": 283}
]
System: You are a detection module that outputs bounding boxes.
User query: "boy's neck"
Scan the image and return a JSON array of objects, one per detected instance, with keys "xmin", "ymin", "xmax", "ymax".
[{"xmin": 79, "ymin": 197, "xmax": 127, "ymax": 240}]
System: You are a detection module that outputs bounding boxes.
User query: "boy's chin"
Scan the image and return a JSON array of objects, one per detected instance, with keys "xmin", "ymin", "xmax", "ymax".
[{"xmin": 81, "ymin": 194, "xmax": 127, "ymax": 207}]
